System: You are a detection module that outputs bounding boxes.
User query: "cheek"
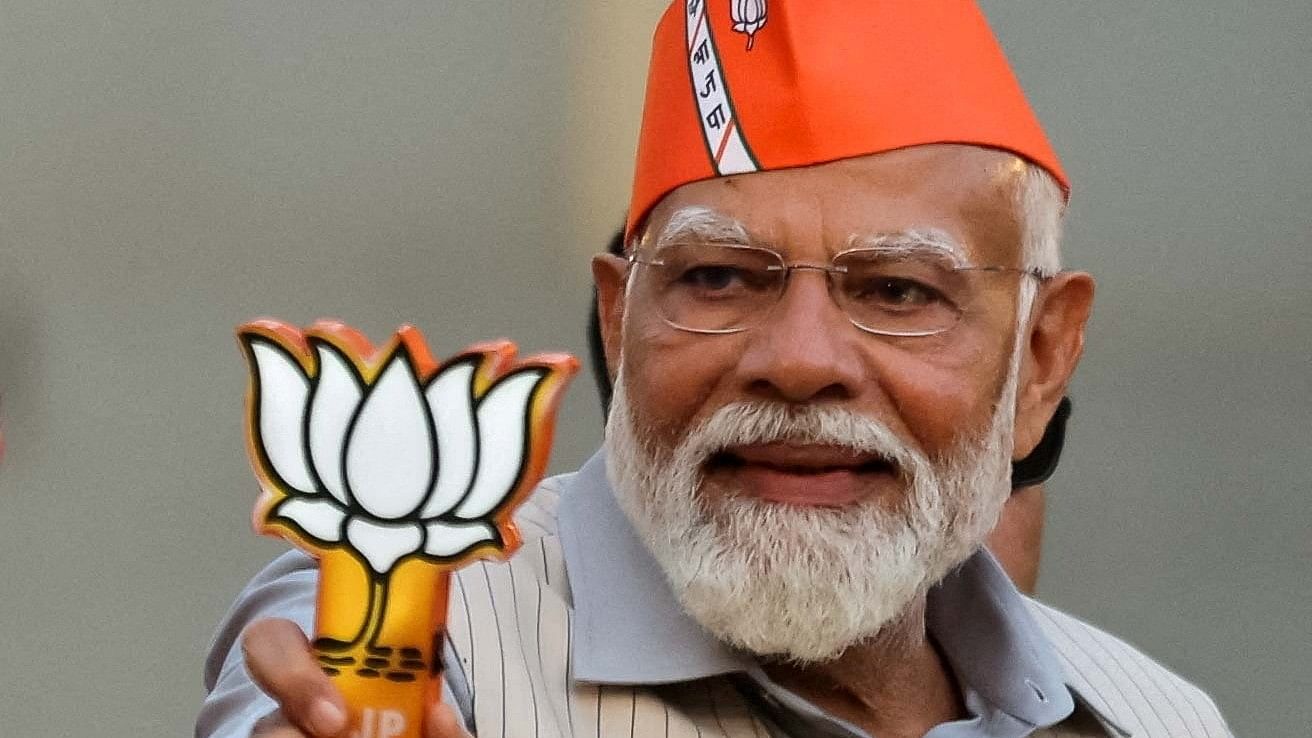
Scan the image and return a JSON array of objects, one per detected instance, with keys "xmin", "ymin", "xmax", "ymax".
[
  {"xmin": 875, "ymin": 331, "xmax": 1012, "ymax": 456},
  {"xmin": 620, "ymin": 318, "xmax": 737, "ymax": 444}
]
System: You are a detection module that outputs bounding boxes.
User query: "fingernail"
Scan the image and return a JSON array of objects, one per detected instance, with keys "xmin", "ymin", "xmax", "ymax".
[{"xmin": 309, "ymin": 700, "xmax": 347, "ymax": 736}]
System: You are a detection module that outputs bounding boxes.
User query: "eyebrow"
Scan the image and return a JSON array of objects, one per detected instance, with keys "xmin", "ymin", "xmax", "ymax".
[
  {"xmin": 649, "ymin": 208, "xmax": 969, "ymax": 267},
  {"xmin": 650, "ymin": 206, "xmax": 751, "ymax": 248},
  {"xmin": 846, "ymin": 229, "xmax": 969, "ymax": 267}
]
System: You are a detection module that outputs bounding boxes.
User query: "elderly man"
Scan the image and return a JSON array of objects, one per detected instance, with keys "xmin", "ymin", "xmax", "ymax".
[{"xmin": 199, "ymin": 2, "xmax": 1232, "ymax": 737}]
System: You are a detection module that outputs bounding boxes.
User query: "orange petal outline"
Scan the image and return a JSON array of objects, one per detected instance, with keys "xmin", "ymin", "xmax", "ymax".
[{"xmin": 236, "ymin": 317, "xmax": 579, "ymax": 569}]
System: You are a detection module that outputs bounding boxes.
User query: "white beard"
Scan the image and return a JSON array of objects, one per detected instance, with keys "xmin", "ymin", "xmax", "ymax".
[{"xmin": 604, "ymin": 349, "xmax": 1023, "ymax": 664}]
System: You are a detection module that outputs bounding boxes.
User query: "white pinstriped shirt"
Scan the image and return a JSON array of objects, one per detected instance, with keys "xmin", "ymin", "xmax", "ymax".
[{"xmin": 198, "ymin": 451, "xmax": 1233, "ymax": 738}]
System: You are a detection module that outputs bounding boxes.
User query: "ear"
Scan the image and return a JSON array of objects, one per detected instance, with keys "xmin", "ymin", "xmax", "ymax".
[
  {"xmin": 591, "ymin": 254, "xmax": 629, "ymax": 383},
  {"xmin": 1012, "ymin": 272, "xmax": 1095, "ymax": 460}
]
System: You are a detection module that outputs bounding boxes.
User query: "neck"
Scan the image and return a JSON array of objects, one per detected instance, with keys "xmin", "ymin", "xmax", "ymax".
[{"xmin": 762, "ymin": 597, "xmax": 965, "ymax": 738}]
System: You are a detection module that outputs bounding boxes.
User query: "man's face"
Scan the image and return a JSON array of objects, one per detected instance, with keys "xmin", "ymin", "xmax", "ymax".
[
  {"xmin": 617, "ymin": 145, "xmax": 1028, "ymax": 503},
  {"xmin": 597, "ymin": 144, "xmax": 1053, "ymax": 661}
]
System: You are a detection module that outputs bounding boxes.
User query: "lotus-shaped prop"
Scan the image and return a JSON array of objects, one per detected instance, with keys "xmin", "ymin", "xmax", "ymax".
[
  {"xmin": 240, "ymin": 319, "xmax": 576, "ymax": 575},
  {"xmin": 237, "ymin": 320, "xmax": 576, "ymax": 737}
]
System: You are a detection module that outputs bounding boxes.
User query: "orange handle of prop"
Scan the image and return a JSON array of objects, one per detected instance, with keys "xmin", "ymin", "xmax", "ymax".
[{"xmin": 313, "ymin": 552, "xmax": 451, "ymax": 738}]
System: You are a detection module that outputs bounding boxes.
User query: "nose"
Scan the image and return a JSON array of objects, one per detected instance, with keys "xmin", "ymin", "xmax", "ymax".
[{"xmin": 734, "ymin": 270, "xmax": 868, "ymax": 404}]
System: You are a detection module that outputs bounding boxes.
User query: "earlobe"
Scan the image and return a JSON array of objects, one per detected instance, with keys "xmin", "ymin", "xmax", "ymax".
[
  {"xmin": 591, "ymin": 254, "xmax": 629, "ymax": 381},
  {"xmin": 1012, "ymin": 272, "xmax": 1095, "ymax": 459}
]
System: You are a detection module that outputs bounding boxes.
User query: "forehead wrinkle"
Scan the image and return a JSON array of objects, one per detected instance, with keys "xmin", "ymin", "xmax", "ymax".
[
  {"xmin": 845, "ymin": 228, "xmax": 969, "ymax": 268},
  {"xmin": 651, "ymin": 206, "xmax": 751, "ymax": 249}
]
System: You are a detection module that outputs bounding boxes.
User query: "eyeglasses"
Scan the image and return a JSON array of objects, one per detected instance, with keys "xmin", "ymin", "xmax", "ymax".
[{"xmin": 628, "ymin": 242, "xmax": 1044, "ymax": 337}]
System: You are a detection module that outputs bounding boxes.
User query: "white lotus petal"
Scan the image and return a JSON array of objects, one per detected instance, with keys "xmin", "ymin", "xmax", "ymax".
[
  {"xmin": 453, "ymin": 369, "xmax": 545, "ymax": 519},
  {"xmin": 308, "ymin": 344, "xmax": 361, "ymax": 505},
  {"xmin": 419, "ymin": 362, "xmax": 478, "ymax": 518},
  {"xmin": 346, "ymin": 517, "xmax": 423, "ymax": 574},
  {"xmin": 249, "ymin": 341, "xmax": 316, "ymax": 494},
  {"xmin": 422, "ymin": 520, "xmax": 497, "ymax": 557},
  {"xmin": 344, "ymin": 353, "xmax": 435, "ymax": 519},
  {"xmin": 273, "ymin": 497, "xmax": 346, "ymax": 542}
]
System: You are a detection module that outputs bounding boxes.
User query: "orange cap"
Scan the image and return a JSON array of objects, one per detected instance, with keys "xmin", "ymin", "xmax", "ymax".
[{"xmin": 627, "ymin": 0, "xmax": 1068, "ymax": 239}]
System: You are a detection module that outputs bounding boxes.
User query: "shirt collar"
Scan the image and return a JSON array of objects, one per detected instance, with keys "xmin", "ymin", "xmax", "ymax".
[
  {"xmin": 559, "ymin": 450, "xmax": 752, "ymax": 683},
  {"xmin": 926, "ymin": 547, "xmax": 1075, "ymax": 727},
  {"xmin": 557, "ymin": 448, "xmax": 1090, "ymax": 729}
]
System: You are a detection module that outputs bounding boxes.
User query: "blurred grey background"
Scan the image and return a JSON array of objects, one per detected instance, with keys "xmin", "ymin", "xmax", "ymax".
[{"xmin": 0, "ymin": 1, "xmax": 1306, "ymax": 735}]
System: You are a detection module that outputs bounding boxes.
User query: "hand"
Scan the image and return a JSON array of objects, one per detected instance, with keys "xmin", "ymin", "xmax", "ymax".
[{"xmin": 242, "ymin": 618, "xmax": 472, "ymax": 738}]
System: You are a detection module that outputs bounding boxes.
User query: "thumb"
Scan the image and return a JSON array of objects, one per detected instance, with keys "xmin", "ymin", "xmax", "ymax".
[{"xmin": 242, "ymin": 618, "xmax": 348, "ymax": 737}]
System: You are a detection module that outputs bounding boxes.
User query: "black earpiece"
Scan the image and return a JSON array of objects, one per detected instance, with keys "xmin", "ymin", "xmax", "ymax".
[{"xmin": 1009, "ymin": 396, "xmax": 1072, "ymax": 489}]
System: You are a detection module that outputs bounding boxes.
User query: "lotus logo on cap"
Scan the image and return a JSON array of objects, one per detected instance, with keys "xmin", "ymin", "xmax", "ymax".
[{"xmin": 730, "ymin": 0, "xmax": 767, "ymax": 49}]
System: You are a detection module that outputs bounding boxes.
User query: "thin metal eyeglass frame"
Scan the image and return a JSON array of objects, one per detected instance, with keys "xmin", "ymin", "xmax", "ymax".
[{"xmin": 627, "ymin": 242, "xmax": 1047, "ymax": 337}]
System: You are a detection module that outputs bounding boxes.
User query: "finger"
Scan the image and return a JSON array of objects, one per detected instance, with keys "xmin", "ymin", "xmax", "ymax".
[
  {"xmin": 426, "ymin": 701, "xmax": 473, "ymax": 738},
  {"xmin": 241, "ymin": 618, "xmax": 348, "ymax": 737}
]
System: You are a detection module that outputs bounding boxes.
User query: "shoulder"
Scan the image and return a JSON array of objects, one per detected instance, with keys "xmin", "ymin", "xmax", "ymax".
[
  {"xmin": 509, "ymin": 469, "xmax": 570, "ymax": 540},
  {"xmin": 1025, "ymin": 598, "xmax": 1233, "ymax": 738}
]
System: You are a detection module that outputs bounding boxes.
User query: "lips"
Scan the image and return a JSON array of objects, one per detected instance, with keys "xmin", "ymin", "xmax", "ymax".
[{"xmin": 706, "ymin": 443, "xmax": 898, "ymax": 507}]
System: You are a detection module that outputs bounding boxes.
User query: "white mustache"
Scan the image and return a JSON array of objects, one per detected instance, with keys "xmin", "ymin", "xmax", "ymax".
[{"xmin": 678, "ymin": 401, "xmax": 929, "ymax": 474}]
